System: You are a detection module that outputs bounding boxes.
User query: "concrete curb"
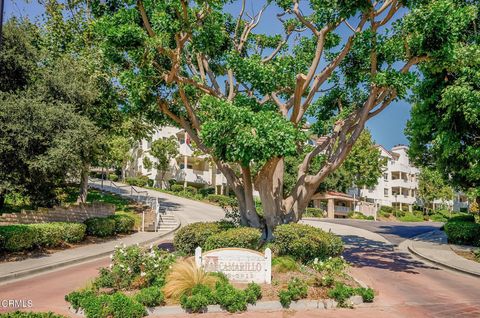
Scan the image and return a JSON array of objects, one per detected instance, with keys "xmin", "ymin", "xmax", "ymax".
[
  {"xmin": 401, "ymin": 231, "xmax": 480, "ymax": 278},
  {"xmin": 70, "ymin": 296, "xmax": 364, "ymax": 316},
  {"xmin": 0, "ymin": 221, "xmax": 180, "ymax": 285}
]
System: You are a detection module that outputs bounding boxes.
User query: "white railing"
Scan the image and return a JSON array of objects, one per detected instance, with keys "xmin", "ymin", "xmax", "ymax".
[{"xmin": 88, "ymin": 177, "xmax": 156, "ymax": 232}]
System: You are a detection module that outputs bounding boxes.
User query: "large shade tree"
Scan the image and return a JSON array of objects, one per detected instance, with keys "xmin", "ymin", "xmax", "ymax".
[
  {"xmin": 406, "ymin": 0, "xmax": 479, "ymax": 201},
  {"xmin": 90, "ymin": 0, "xmax": 477, "ymax": 237}
]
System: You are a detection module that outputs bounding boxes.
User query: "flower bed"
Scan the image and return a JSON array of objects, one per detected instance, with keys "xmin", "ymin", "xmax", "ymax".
[{"xmin": 66, "ymin": 222, "xmax": 373, "ymax": 317}]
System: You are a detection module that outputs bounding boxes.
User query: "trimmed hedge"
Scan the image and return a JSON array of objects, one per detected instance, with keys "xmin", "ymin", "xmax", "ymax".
[
  {"xmin": 449, "ymin": 214, "xmax": 475, "ymax": 223},
  {"xmin": 199, "ymin": 187, "xmax": 215, "ymax": 197},
  {"xmin": 31, "ymin": 222, "xmax": 86, "ymax": 246},
  {"xmin": 0, "ymin": 223, "xmax": 86, "ymax": 252},
  {"xmin": 272, "ymin": 223, "xmax": 344, "ymax": 263},
  {"xmin": 206, "ymin": 194, "xmax": 237, "ymax": 206},
  {"xmin": 125, "ymin": 176, "xmax": 152, "ymax": 187},
  {"xmin": 304, "ymin": 207, "xmax": 324, "ymax": 218},
  {"xmin": 84, "ymin": 217, "xmax": 116, "ymax": 237},
  {"xmin": 108, "ymin": 214, "xmax": 135, "ymax": 234},
  {"xmin": 170, "ymin": 184, "xmax": 184, "ymax": 192},
  {"xmin": 204, "ymin": 227, "xmax": 261, "ymax": 251},
  {"xmin": 173, "ymin": 221, "xmax": 235, "ymax": 255},
  {"xmin": 444, "ymin": 221, "xmax": 480, "ymax": 246},
  {"xmin": 0, "ymin": 225, "xmax": 37, "ymax": 252}
]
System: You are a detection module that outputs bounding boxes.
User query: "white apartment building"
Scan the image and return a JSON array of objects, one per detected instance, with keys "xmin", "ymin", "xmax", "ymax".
[
  {"xmin": 355, "ymin": 145, "xmax": 420, "ymax": 212},
  {"xmin": 351, "ymin": 144, "xmax": 469, "ymax": 212},
  {"xmin": 128, "ymin": 126, "xmax": 229, "ymax": 194}
]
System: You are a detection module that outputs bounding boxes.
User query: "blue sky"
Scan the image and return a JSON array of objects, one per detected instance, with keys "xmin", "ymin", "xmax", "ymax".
[{"xmin": 4, "ymin": 0, "xmax": 412, "ymax": 149}]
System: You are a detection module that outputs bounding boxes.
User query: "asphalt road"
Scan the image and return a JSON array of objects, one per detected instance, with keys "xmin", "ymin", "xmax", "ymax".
[{"xmin": 319, "ymin": 218, "xmax": 444, "ymax": 245}]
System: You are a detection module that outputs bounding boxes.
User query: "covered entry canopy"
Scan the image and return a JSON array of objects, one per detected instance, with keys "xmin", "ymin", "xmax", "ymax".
[{"xmin": 311, "ymin": 191, "xmax": 355, "ymax": 218}]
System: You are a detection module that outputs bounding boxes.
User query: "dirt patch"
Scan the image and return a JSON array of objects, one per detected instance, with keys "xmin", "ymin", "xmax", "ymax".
[{"xmin": 453, "ymin": 249, "xmax": 480, "ymax": 263}]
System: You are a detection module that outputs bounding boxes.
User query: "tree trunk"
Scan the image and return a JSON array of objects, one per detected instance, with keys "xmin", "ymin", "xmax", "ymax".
[
  {"xmin": 240, "ymin": 166, "xmax": 262, "ymax": 228},
  {"xmin": 255, "ymin": 158, "xmax": 287, "ymax": 240},
  {"xmin": 121, "ymin": 165, "xmax": 126, "ymax": 182},
  {"xmin": 77, "ymin": 163, "xmax": 90, "ymax": 203}
]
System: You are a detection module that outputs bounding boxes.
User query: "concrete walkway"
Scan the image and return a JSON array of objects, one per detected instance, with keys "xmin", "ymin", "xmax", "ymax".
[{"xmin": 401, "ymin": 230, "xmax": 480, "ymax": 277}]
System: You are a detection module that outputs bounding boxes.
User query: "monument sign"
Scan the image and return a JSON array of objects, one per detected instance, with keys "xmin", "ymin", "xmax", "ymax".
[{"xmin": 195, "ymin": 247, "xmax": 272, "ymax": 284}]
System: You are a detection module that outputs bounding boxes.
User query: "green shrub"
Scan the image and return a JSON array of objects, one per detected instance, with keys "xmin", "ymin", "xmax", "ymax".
[
  {"xmin": 206, "ymin": 194, "xmax": 237, "ymax": 206},
  {"xmin": 171, "ymin": 184, "xmax": 184, "ymax": 192},
  {"xmin": 199, "ymin": 187, "xmax": 215, "ymax": 197},
  {"xmin": 272, "ymin": 223, "xmax": 343, "ymax": 263},
  {"xmin": 430, "ymin": 213, "xmax": 449, "ymax": 222},
  {"xmin": 327, "ymin": 282, "xmax": 354, "ymax": 307},
  {"xmin": 204, "ymin": 227, "xmax": 261, "ymax": 251},
  {"xmin": 84, "ymin": 217, "xmax": 116, "ymax": 237},
  {"xmin": 173, "ymin": 221, "xmax": 235, "ymax": 255},
  {"xmin": 278, "ymin": 278, "xmax": 308, "ymax": 308},
  {"xmin": 272, "ymin": 256, "xmax": 300, "ymax": 273},
  {"xmin": 0, "ymin": 233, "xmax": 4, "ymax": 249},
  {"xmin": 66, "ymin": 290, "xmax": 146, "ymax": 318},
  {"xmin": 304, "ymin": 207, "xmax": 324, "ymax": 218},
  {"xmin": 30, "ymin": 223, "xmax": 64, "ymax": 247},
  {"xmin": 398, "ymin": 213, "xmax": 424, "ymax": 222},
  {"xmin": 125, "ymin": 176, "xmax": 150, "ymax": 187},
  {"xmin": 0, "ymin": 225, "xmax": 36, "ymax": 251},
  {"xmin": 327, "ymin": 282, "xmax": 375, "ymax": 307},
  {"xmin": 180, "ymin": 284, "xmax": 213, "ymax": 313},
  {"xmin": 108, "ymin": 174, "xmax": 119, "ymax": 182},
  {"xmin": 213, "ymin": 281, "xmax": 248, "ymax": 313},
  {"xmin": 135, "ymin": 287, "xmax": 164, "ymax": 307},
  {"xmin": 356, "ymin": 287, "xmax": 375, "ymax": 302},
  {"xmin": 184, "ymin": 186, "xmax": 198, "ymax": 195},
  {"xmin": 444, "ymin": 221, "xmax": 480, "ymax": 246},
  {"xmin": 107, "ymin": 292, "xmax": 146, "ymax": 318},
  {"xmin": 60, "ymin": 222, "xmax": 87, "ymax": 243},
  {"xmin": 0, "ymin": 312, "xmax": 68, "ymax": 318},
  {"xmin": 311, "ymin": 257, "xmax": 348, "ymax": 276},
  {"xmin": 108, "ymin": 214, "xmax": 135, "ymax": 234},
  {"xmin": 244, "ymin": 282, "xmax": 262, "ymax": 304},
  {"xmin": 449, "ymin": 214, "xmax": 475, "ymax": 223}
]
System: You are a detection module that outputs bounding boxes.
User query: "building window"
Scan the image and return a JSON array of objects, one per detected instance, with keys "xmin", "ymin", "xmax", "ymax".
[
  {"xmin": 384, "ymin": 188, "xmax": 389, "ymax": 197},
  {"xmin": 179, "ymin": 164, "xmax": 193, "ymax": 169},
  {"xmin": 383, "ymin": 173, "xmax": 388, "ymax": 181},
  {"xmin": 179, "ymin": 137, "xmax": 185, "ymax": 144}
]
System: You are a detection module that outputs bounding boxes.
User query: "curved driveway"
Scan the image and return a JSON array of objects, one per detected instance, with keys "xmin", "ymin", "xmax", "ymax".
[{"xmin": 303, "ymin": 218, "xmax": 480, "ymax": 317}]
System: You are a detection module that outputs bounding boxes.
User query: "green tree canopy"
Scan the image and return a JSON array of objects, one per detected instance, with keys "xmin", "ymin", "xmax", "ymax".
[
  {"xmin": 88, "ymin": 0, "xmax": 477, "ymax": 237},
  {"xmin": 0, "ymin": 92, "xmax": 98, "ymax": 208},
  {"xmin": 149, "ymin": 136, "xmax": 179, "ymax": 188},
  {"xmin": 406, "ymin": 0, "xmax": 479, "ymax": 193},
  {"xmin": 417, "ymin": 167, "xmax": 455, "ymax": 212}
]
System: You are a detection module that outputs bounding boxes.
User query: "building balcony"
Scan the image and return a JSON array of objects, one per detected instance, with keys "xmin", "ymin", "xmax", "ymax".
[
  {"xmin": 389, "ymin": 179, "xmax": 415, "ymax": 188},
  {"xmin": 174, "ymin": 168, "xmax": 212, "ymax": 185}
]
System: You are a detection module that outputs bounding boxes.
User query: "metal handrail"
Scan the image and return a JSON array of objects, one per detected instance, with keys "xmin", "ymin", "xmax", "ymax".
[{"xmin": 88, "ymin": 177, "xmax": 158, "ymax": 232}]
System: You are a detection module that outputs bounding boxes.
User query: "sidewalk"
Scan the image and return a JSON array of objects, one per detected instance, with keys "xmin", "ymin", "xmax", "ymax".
[
  {"xmin": 0, "ymin": 230, "xmax": 176, "ymax": 284},
  {"xmin": 401, "ymin": 230, "xmax": 480, "ymax": 277}
]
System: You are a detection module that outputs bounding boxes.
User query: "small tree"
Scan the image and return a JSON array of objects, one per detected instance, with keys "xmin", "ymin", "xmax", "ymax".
[
  {"xmin": 418, "ymin": 168, "xmax": 454, "ymax": 213},
  {"xmin": 150, "ymin": 137, "xmax": 179, "ymax": 188}
]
